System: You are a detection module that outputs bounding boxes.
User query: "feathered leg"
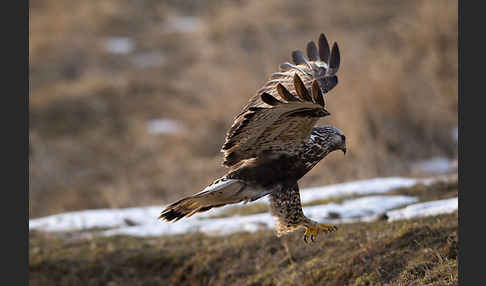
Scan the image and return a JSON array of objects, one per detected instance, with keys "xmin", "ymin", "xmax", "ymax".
[{"xmin": 269, "ymin": 184, "xmax": 337, "ymax": 242}]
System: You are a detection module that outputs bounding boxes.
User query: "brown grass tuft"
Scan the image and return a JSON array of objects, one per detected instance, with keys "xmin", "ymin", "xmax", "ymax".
[{"xmin": 29, "ymin": 212, "xmax": 458, "ymax": 285}]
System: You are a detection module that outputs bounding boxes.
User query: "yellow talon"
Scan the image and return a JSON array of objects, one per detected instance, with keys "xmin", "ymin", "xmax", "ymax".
[{"xmin": 303, "ymin": 223, "xmax": 338, "ymax": 243}]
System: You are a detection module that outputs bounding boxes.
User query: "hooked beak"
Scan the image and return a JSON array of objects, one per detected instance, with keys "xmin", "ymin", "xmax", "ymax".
[
  {"xmin": 339, "ymin": 135, "xmax": 346, "ymax": 155},
  {"xmin": 339, "ymin": 143, "xmax": 347, "ymax": 155}
]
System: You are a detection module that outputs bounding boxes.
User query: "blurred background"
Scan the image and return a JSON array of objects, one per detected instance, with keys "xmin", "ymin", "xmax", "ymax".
[{"xmin": 29, "ymin": 0, "xmax": 457, "ymax": 219}]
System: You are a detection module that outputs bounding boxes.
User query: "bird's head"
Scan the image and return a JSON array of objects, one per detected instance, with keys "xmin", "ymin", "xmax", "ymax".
[{"xmin": 311, "ymin": 126, "xmax": 347, "ymax": 155}]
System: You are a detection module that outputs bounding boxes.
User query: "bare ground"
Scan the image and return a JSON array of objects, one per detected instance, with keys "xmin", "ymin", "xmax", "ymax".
[{"xmin": 29, "ymin": 212, "xmax": 458, "ymax": 286}]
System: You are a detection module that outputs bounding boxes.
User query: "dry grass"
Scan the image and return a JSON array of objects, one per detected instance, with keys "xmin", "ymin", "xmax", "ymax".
[
  {"xmin": 29, "ymin": 0, "xmax": 457, "ymax": 218},
  {"xmin": 29, "ymin": 212, "xmax": 458, "ymax": 286},
  {"xmin": 29, "ymin": 170, "xmax": 458, "ymax": 285}
]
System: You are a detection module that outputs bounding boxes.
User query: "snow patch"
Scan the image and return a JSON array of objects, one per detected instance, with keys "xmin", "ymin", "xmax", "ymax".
[
  {"xmin": 304, "ymin": 195, "xmax": 418, "ymax": 219},
  {"xmin": 29, "ymin": 195, "xmax": 416, "ymax": 235},
  {"xmin": 196, "ymin": 177, "xmax": 424, "ymax": 216},
  {"xmin": 103, "ymin": 37, "xmax": 135, "ymax": 54},
  {"xmin": 29, "ymin": 206, "xmax": 163, "ymax": 233},
  {"xmin": 298, "ymin": 177, "xmax": 419, "ymax": 203},
  {"xmin": 99, "ymin": 195, "xmax": 417, "ymax": 237},
  {"xmin": 386, "ymin": 197, "xmax": 458, "ymax": 221},
  {"xmin": 29, "ymin": 176, "xmax": 455, "ymax": 236},
  {"xmin": 146, "ymin": 119, "xmax": 183, "ymax": 135}
]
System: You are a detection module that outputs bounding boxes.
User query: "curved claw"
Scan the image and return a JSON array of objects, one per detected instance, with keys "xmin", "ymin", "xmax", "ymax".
[{"xmin": 303, "ymin": 223, "xmax": 339, "ymax": 244}]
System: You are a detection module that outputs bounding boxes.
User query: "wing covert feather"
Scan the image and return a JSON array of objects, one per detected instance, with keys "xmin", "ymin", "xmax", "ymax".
[{"xmin": 222, "ymin": 76, "xmax": 328, "ymax": 167}]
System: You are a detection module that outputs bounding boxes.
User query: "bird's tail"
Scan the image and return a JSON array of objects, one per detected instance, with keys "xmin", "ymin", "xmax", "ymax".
[{"xmin": 159, "ymin": 179, "xmax": 262, "ymax": 222}]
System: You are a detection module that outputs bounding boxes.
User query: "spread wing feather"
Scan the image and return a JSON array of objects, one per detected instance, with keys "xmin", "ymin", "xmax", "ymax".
[
  {"xmin": 221, "ymin": 32, "xmax": 340, "ymax": 167},
  {"xmin": 306, "ymin": 41, "xmax": 319, "ymax": 61},
  {"xmin": 318, "ymin": 33, "xmax": 331, "ymax": 64}
]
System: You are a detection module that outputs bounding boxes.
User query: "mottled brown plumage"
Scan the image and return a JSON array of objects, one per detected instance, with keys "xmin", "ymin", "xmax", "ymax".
[
  {"xmin": 160, "ymin": 32, "xmax": 345, "ymax": 242},
  {"xmin": 221, "ymin": 73, "xmax": 330, "ymax": 167}
]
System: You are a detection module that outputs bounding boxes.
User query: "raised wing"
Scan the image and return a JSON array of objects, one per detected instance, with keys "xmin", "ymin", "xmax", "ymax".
[
  {"xmin": 221, "ymin": 32, "xmax": 341, "ymax": 167},
  {"xmin": 234, "ymin": 32, "xmax": 340, "ymax": 120},
  {"xmin": 221, "ymin": 74, "xmax": 330, "ymax": 167}
]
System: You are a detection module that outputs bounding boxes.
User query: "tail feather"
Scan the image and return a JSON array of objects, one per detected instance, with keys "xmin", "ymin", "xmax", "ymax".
[{"xmin": 159, "ymin": 179, "xmax": 253, "ymax": 221}]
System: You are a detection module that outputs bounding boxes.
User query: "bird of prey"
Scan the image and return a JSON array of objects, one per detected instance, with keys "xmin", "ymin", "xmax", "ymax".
[{"xmin": 160, "ymin": 33, "xmax": 346, "ymax": 242}]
